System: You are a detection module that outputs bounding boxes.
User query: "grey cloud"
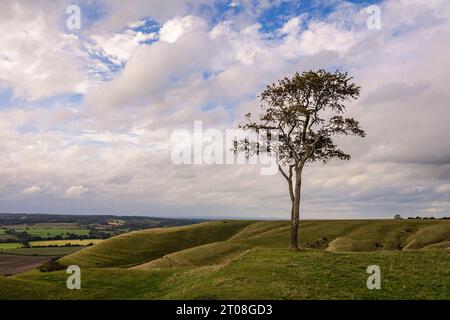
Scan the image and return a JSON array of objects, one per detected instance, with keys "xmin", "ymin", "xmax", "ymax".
[
  {"xmin": 1, "ymin": 0, "xmax": 450, "ymax": 219},
  {"xmin": 107, "ymin": 175, "xmax": 133, "ymax": 185},
  {"xmin": 363, "ymin": 82, "xmax": 429, "ymax": 106}
]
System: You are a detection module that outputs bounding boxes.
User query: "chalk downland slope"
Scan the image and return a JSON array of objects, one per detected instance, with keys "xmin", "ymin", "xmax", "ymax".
[
  {"xmin": 2, "ymin": 219, "xmax": 450, "ymax": 300},
  {"xmin": 60, "ymin": 219, "xmax": 450, "ymax": 270},
  {"xmin": 134, "ymin": 219, "xmax": 450, "ymax": 270},
  {"xmin": 2, "ymin": 249, "xmax": 450, "ymax": 299},
  {"xmin": 59, "ymin": 220, "xmax": 254, "ymax": 268},
  {"xmin": 133, "ymin": 241, "xmax": 252, "ymax": 270},
  {"xmin": 402, "ymin": 224, "xmax": 450, "ymax": 250}
]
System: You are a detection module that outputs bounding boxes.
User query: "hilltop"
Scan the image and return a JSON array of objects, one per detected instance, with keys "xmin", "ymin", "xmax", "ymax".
[
  {"xmin": 60, "ymin": 219, "xmax": 450, "ymax": 269},
  {"xmin": 0, "ymin": 219, "xmax": 449, "ymax": 300}
]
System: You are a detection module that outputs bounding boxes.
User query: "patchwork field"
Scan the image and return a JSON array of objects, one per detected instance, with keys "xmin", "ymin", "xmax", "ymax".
[
  {"xmin": 3, "ymin": 247, "xmax": 83, "ymax": 256},
  {"xmin": 0, "ymin": 243, "xmax": 22, "ymax": 250},
  {"xmin": 0, "ymin": 240, "xmax": 101, "ymax": 255},
  {"xmin": 3, "ymin": 223, "xmax": 90, "ymax": 238},
  {"xmin": 30, "ymin": 239, "xmax": 102, "ymax": 247},
  {"xmin": 1, "ymin": 219, "xmax": 449, "ymax": 299}
]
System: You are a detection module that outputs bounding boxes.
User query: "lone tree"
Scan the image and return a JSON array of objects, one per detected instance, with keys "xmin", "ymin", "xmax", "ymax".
[{"xmin": 236, "ymin": 70, "xmax": 365, "ymax": 250}]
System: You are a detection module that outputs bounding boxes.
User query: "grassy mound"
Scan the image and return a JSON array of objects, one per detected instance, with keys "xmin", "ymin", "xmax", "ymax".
[
  {"xmin": 326, "ymin": 237, "xmax": 382, "ymax": 252},
  {"xmin": 60, "ymin": 219, "xmax": 450, "ymax": 269},
  {"xmin": 403, "ymin": 224, "xmax": 450, "ymax": 250},
  {"xmin": 132, "ymin": 219, "xmax": 450, "ymax": 269},
  {"xmin": 133, "ymin": 241, "xmax": 251, "ymax": 270},
  {"xmin": 2, "ymin": 219, "xmax": 450, "ymax": 300},
  {"xmin": 59, "ymin": 220, "xmax": 253, "ymax": 268},
  {"xmin": 423, "ymin": 241, "xmax": 450, "ymax": 250}
]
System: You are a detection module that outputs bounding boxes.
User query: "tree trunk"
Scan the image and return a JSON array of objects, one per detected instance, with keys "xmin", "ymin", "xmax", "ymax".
[
  {"xmin": 290, "ymin": 169, "xmax": 302, "ymax": 250},
  {"xmin": 289, "ymin": 200, "xmax": 297, "ymax": 250}
]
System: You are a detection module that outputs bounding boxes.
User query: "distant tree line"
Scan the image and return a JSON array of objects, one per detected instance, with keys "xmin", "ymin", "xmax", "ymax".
[
  {"xmin": 0, "ymin": 214, "xmax": 205, "ymax": 246},
  {"xmin": 407, "ymin": 216, "xmax": 450, "ymax": 220},
  {"xmin": 0, "ymin": 213, "xmax": 202, "ymax": 228}
]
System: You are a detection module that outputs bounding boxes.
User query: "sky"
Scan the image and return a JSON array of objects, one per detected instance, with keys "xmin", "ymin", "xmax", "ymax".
[{"xmin": 0, "ymin": 0, "xmax": 449, "ymax": 219}]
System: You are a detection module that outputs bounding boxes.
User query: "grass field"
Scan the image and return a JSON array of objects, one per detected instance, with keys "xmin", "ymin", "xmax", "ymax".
[
  {"xmin": 1, "ymin": 246, "xmax": 83, "ymax": 256},
  {"xmin": 30, "ymin": 239, "xmax": 102, "ymax": 247},
  {"xmin": 1, "ymin": 219, "xmax": 449, "ymax": 300},
  {"xmin": 0, "ymin": 228, "xmax": 18, "ymax": 241},
  {"xmin": 0, "ymin": 249, "xmax": 449, "ymax": 299},
  {"xmin": 59, "ymin": 220, "xmax": 254, "ymax": 268},
  {"xmin": 0, "ymin": 234, "xmax": 16, "ymax": 239},
  {"xmin": 58, "ymin": 219, "xmax": 450, "ymax": 269},
  {"xmin": 0, "ymin": 241, "xmax": 97, "ymax": 256},
  {"xmin": 0, "ymin": 243, "xmax": 22, "ymax": 250},
  {"xmin": 6, "ymin": 223, "xmax": 90, "ymax": 238}
]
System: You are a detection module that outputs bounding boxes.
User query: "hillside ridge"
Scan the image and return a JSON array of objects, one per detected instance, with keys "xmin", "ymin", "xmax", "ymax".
[{"xmin": 59, "ymin": 219, "xmax": 450, "ymax": 269}]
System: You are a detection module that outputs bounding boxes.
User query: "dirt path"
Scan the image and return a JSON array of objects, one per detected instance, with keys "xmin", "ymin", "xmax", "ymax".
[{"xmin": 0, "ymin": 254, "xmax": 53, "ymax": 276}]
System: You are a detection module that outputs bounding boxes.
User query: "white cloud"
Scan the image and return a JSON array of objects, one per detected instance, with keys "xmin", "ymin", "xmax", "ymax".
[
  {"xmin": 297, "ymin": 21, "xmax": 357, "ymax": 56},
  {"xmin": 65, "ymin": 185, "xmax": 89, "ymax": 198},
  {"xmin": 0, "ymin": 2, "xmax": 86, "ymax": 100},
  {"xmin": 89, "ymin": 30, "xmax": 158, "ymax": 65},
  {"xmin": 1, "ymin": 0, "xmax": 450, "ymax": 218},
  {"xmin": 159, "ymin": 15, "xmax": 207, "ymax": 43},
  {"xmin": 436, "ymin": 185, "xmax": 450, "ymax": 193},
  {"xmin": 23, "ymin": 186, "xmax": 42, "ymax": 195},
  {"xmin": 279, "ymin": 16, "xmax": 302, "ymax": 36}
]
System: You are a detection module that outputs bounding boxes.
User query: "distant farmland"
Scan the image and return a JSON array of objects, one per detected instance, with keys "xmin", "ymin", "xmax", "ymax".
[
  {"xmin": 3, "ymin": 247, "xmax": 83, "ymax": 256},
  {"xmin": 0, "ymin": 255, "xmax": 54, "ymax": 276},
  {"xmin": 0, "ymin": 243, "xmax": 22, "ymax": 250},
  {"xmin": 30, "ymin": 239, "xmax": 102, "ymax": 247},
  {"xmin": 3, "ymin": 223, "xmax": 90, "ymax": 238}
]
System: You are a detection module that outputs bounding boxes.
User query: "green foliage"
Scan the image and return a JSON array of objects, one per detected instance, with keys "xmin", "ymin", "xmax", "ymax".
[{"xmin": 38, "ymin": 257, "xmax": 66, "ymax": 272}]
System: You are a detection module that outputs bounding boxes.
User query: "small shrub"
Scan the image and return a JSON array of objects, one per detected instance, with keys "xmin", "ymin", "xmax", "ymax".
[{"xmin": 38, "ymin": 257, "xmax": 66, "ymax": 272}]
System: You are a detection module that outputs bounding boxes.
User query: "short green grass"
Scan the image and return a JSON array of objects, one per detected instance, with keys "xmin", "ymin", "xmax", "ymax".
[
  {"xmin": 0, "ymin": 249, "xmax": 448, "ymax": 299},
  {"xmin": 59, "ymin": 220, "xmax": 254, "ymax": 268},
  {"xmin": 134, "ymin": 241, "xmax": 252, "ymax": 270},
  {"xmin": 162, "ymin": 249, "xmax": 450, "ymax": 300},
  {"xmin": 56, "ymin": 219, "xmax": 450, "ymax": 271},
  {"xmin": 1, "ymin": 220, "xmax": 450, "ymax": 300}
]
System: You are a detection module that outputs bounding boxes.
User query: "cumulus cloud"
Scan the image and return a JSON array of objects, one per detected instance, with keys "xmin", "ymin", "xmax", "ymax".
[
  {"xmin": 1, "ymin": 0, "xmax": 449, "ymax": 218},
  {"xmin": 65, "ymin": 186, "xmax": 89, "ymax": 198},
  {"xmin": 159, "ymin": 15, "xmax": 207, "ymax": 43},
  {"xmin": 23, "ymin": 186, "xmax": 42, "ymax": 195},
  {"xmin": 0, "ymin": 1, "xmax": 87, "ymax": 100},
  {"xmin": 89, "ymin": 30, "xmax": 158, "ymax": 65}
]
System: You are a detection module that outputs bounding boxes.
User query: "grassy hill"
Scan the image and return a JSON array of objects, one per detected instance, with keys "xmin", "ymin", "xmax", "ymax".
[
  {"xmin": 132, "ymin": 219, "xmax": 450, "ymax": 271},
  {"xmin": 60, "ymin": 219, "xmax": 450, "ymax": 270},
  {"xmin": 59, "ymin": 220, "xmax": 253, "ymax": 268},
  {"xmin": 1, "ymin": 219, "xmax": 450, "ymax": 299}
]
